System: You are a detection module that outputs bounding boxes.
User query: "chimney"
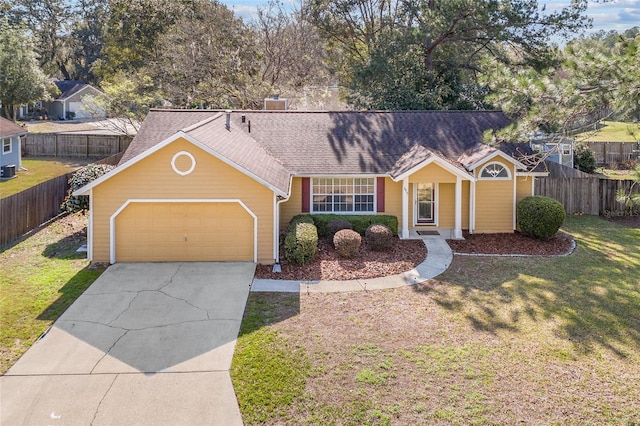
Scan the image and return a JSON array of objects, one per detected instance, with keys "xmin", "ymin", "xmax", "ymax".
[
  {"xmin": 264, "ymin": 96, "xmax": 288, "ymax": 111},
  {"xmin": 225, "ymin": 110, "xmax": 231, "ymax": 130}
]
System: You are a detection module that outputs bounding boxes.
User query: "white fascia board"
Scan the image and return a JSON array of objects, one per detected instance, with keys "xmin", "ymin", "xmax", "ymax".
[
  {"xmin": 58, "ymin": 85, "xmax": 106, "ymax": 101},
  {"xmin": 467, "ymin": 151, "xmax": 527, "ymax": 171},
  {"xmin": 391, "ymin": 156, "xmax": 473, "ymax": 182},
  {"xmin": 73, "ymin": 131, "xmax": 289, "ymax": 197},
  {"xmin": 516, "ymin": 171, "xmax": 549, "ymax": 177}
]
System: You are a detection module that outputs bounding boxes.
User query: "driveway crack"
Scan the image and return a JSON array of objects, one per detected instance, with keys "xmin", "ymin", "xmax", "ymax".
[
  {"xmin": 157, "ymin": 289, "xmax": 211, "ymax": 319},
  {"xmin": 90, "ymin": 330, "xmax": 130, "ymax": 374},
  {"xmin": 158, "ymin": 263, "xmax": 183, "ymax": 291},
  {"xmin": 108, "ymin": 292, "xmax": 139, "ymax": 326},
  {"xmin": 90, "ymin": 374, "xmax": 118, "ymax": 426}
]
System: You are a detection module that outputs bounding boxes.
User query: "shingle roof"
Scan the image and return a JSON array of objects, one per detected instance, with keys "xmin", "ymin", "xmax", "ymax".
[
  {"xmin": 54, "ymin": 80, "xmax": 103, "ymax": 100},
  {"xmin": 121, "ymin": 109, "xmax": 519, "ymax": 194},
  {"xmin": 230, "ymin": 110, "xmax": 511, "ymax": 175},
  {"xmin": 0, "ymin": 117, "xmax": 27, "ymax": 138},
  {"xmin": 184, "ymin": 115, "xmax": 291, "ymax": 194}
]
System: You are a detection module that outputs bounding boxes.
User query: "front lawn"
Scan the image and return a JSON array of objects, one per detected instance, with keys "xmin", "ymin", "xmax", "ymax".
[
  {"xmin": 0, "ymin": 157, "xmax": 91, "ymax": 199},
  {"xmin": 0, "ymin": 213, "xmax": 105, "ymax": 373},
  {"xmin": 231, "ymin": 215, "xmax": 640, "ymax": 424}
]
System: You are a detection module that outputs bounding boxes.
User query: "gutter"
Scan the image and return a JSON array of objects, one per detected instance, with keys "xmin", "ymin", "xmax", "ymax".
[{"xmin": 273, "ymin": 174, "xmax": 294, "ymax": 271}]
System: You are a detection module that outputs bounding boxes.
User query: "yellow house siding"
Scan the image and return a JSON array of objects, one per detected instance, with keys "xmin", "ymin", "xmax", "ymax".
[
  {"xmin": 408, "ymin": 163, "xmax": 457, "ymax": 183},
  {"xmin": 438, "ymin": 183, "xmax": 455, "ymax": 228},
  {"xmin": 473, "ymin": 158, "xmax": 515, "ymax": 233},
  {"xmin": 280, "ymin": 177, "xmax": 302, "ymax": 229},
  {"xmin": 516, "ymin": 176, "xmax": 533, "ymax": 203},
  {"xmin": 91, "ymin": 137, "xmax": 275, "ymax": 263},
  {"xmin": 384, "ymin": 177, "xmax": 402, "ymax": 231},
  {"xmin": 462, "ymin": 181, "xmax": 470, "ymax": 229}
]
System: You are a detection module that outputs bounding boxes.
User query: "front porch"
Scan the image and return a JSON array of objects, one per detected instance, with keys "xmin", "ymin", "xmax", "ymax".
[{"xmin": 401, "ymin": 228, "xmax": 464, "ymax": 240}]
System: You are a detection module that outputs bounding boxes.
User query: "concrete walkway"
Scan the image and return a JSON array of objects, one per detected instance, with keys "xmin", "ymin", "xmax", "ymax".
[
  {"xmin": 251, "ymin": 238, "xmax": 453, "ymax": 293},
  {"xmin": 1, "ymin": 262, "xmax": 254, "ymax": 426}
]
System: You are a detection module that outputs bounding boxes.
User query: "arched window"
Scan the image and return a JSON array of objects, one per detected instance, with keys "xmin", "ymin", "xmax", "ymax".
[{"xmin": 479, "ymin": 162, "xmax": 510, "ymax": 179}]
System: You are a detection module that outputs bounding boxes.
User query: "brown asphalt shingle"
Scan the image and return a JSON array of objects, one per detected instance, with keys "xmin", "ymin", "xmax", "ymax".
[
  {"xmin": 0, "ymin": 117, "xmax": 27, "ymax": 138},
  {"xmin": 121, "ymin": 109, "xmax": 517, "ymax": 193}
]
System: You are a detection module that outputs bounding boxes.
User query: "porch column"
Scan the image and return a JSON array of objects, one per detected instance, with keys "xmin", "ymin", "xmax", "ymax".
[
  {"xmin": 454, "ymin": 176, "xmax": 463, "ymax": 239},
  {"xmin": 402, "ymin": 177, "xmax": 409, "ymax": 238}
]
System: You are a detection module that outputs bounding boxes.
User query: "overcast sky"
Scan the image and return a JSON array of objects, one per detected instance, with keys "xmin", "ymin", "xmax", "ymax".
[{"xmin": 220, "ymin": 0, "xmax": 640, "ymax": 38}]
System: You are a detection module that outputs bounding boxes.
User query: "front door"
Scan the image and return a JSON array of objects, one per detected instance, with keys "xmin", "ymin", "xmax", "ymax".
[{"xmin": 415, "ymin": 183, "xmax": 435, "ymax": 224}]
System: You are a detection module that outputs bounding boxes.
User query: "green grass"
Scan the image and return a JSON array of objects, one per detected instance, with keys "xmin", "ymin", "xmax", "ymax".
[
  {"xmin": 0, "ymin": 158, "xmax": 90, "ymax": 199},
  {"xmin": 230, "ymin": 294, "xmax": 309, "ymax": 425},
  {"xmin": 0, "ymin": 213, "xmax": 105, "ymax": 373},
  {"xmin": 575, "ymin": 121, "xmax": 639, "ymax": 142},
  {"xmin": 232, "ymin": 215, "xmax": 640, "ymax": 424}
]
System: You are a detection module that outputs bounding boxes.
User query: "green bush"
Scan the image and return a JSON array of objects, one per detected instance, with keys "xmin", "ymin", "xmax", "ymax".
[
  {"xmin": 311, "ymin": 214, "xmax": 398, "ymax": 236},
  {"xmin": 517, "ymin": 196, "xmax": 566, "ymax": 240},
  {"xmin": 326, "ymin": 219, "xmax": 353, "ymax": 238},
  {"xmin": 287, "ymin": 214, "xmax": 314, "ymax": 231},
  {"xmin": 284, "ymin": 222, "xmax": 318, "ymax": 265},
  {"xmin": 333, "ymin": 229, "xmax": 361, "ymax": 258},
  {"xmin": 61, "ymin": 163, "xmax": 115, "ymax": 212},
  {"xmin": 574, "ymin": 142, "xmax": 597, "ymax": 173},
  {"xmin": 365, "ymin": 224, "xmax": 393, "ymax": 251}
]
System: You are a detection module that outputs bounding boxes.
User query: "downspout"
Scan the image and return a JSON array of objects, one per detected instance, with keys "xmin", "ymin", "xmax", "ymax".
[{"xmin": 273, "ymin": 174, "xmax": 294, "ymax": 272}]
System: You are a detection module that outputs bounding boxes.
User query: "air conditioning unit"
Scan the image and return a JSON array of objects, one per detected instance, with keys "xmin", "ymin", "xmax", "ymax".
[{"xmin": 1, "ymin": 164, "xmax": 16, "ymax": 178}]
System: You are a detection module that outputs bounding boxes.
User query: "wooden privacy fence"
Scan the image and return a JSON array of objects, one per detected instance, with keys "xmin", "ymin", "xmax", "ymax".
[
  {"xmin": 22, "ymin": 133, "xmax": 132, "ymax": 158},
  {"xmin": 583, "ymin": 141, "xmax": 640, "ymax": 166},
  {"xmin": 536, "ymin": 176, "xmax": 639, "ymax": 216},
  {"xmin": 0, "ymin": 173, "xmax": 72, "ymax": 247}
]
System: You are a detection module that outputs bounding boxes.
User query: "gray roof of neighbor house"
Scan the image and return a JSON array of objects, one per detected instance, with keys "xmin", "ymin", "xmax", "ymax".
[
  {"xmin": 0, "ymin": 117, "xmax": 27, "ymax": 138},
  {"xmin": 122, "ymin": 109, "xmax": 528, "ymax": 193},
  {"xmin": 54, "ymin": 80, "xmax": 102, "ymax": 100}
]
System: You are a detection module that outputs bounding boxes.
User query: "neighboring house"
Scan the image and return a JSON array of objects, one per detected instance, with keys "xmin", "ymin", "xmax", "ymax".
[
  {"xmin": 75, "ymin": 110, "xmax": 547, "ymax": 265},
  {"xmin": 41, "ymin": 80, "xmax": 107, "ymax": 120},
  {"xmin": 0, "ymin": 117, "xmax": 27, "ymax": 178},
  {"xmin": 530, "ymin": 134, "xmax": 574, "ymax": 168}
]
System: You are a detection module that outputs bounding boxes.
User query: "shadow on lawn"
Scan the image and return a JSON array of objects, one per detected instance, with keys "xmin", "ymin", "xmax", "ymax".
[
  {"xmin": 37, "ymin": 264, "xmax": 106, "ymax": 322},
  {"xmin": 238, "ymin": 292, "xmax": 301, "ymax": 337},
  {"xmin": 414, "ymin": 217, "xmax": 640, "ymax": 358}
]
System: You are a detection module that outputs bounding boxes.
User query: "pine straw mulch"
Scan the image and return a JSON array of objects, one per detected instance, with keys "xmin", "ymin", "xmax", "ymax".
[
  {"xmin": 254, "ymin": 237, "xmax": 427, "ymax": 281},
  {"xmin": 447, "ymin": 231, "xmax": 575, "ymax": 256}
]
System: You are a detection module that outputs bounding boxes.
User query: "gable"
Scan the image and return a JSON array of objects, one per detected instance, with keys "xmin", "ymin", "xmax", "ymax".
[
  {"xmin": 75, "ymin": 132, "xmax": 289, "ymax": 196},
  {"xmin": 92, "ymin": 137, "xmax": 274, "ymax": 199},
  {"xmin": 408, "ymin": 162, "xmax": 460, "ymax": 183}
]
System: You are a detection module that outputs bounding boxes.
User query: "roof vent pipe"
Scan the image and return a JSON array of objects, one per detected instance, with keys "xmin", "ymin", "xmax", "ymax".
[{"xmin": 225, "ymin": 110, "xmax": 231, "ymax": 130}]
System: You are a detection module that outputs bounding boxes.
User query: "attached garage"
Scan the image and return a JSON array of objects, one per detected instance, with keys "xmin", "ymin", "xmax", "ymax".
[{"xmin": 113, "ymin": 200, "xmax": 256, "ymax": 262}]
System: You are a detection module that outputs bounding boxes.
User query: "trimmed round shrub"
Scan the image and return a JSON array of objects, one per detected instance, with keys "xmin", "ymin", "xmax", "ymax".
[
  {"xmin": 333, "ymin": 229, "xmax": 361, "ymax": 258},
  {"xmin": 517, "ymin": 196, "xmax": 566, "ymax": 240},
  {"xmin": 284, "ymin": 222, "xmax": 318, "ymax": 265},
  {"xmin": 574, "ymin": 142, "xmax": 597, "ymax": 173},
  {"xmin": 326, "ymin": 219, "xmax": 353, "ymax": 238},
  {"xmin": 365, "ymin": 223, "xmax": 393, "ymax": 251}
]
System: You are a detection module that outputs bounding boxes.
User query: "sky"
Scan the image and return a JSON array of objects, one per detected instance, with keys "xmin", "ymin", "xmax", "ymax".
[{"xmin": 220, "ymin": 0, "xmax": 640, "ymax": 38}]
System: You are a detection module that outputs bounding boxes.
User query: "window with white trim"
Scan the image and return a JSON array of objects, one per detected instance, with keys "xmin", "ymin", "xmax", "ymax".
[
  {"xmin": 312, "ymin": 177, "xmax": 375, "ymax": 213},
  {"xmin": 2, "ymin": 138, "xmax": 11, "ymax": 154},
  {"xmin": 479, "ymin": 162, "xmax": 510, "ymax": 179}
]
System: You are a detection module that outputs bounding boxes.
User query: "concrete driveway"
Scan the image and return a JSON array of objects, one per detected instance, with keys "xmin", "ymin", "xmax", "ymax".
[{"xmin": 1, "ymin": 262, "xmax": 254, "ymax": 426}]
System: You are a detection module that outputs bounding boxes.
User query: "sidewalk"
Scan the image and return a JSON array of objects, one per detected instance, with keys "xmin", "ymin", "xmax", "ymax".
[{"xmin": 251, "ymin": 238, "xmax": 453, "ymax": 293}]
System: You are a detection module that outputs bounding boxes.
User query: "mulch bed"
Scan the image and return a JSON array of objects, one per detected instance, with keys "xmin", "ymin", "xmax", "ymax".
[
  {"xmin": 254, "ymin": 237, "xmax": 426, "ymax": 281},
  {"xmin": 447, "ymin": 231, "xmax": 574, "ymax": 256},
  {"xmin": 255, "ymin": 231, "xmax": 578, "ymax": 281}
]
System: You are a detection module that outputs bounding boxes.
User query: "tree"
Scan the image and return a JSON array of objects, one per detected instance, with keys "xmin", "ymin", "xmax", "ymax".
[
  {"xmin": 254, "ymin": 1, "xmax": 330, "ymax": 93},
  {"xmin": 0, "ymin": 20, "xmax": 54, "ymax": 120},
  {"xmin": 615, "ymin": 165, "xmax": 640, "ymax": 212},
  {"xmin": 152, "ymin": 0, "xmax": 263, "ymax": 108},
  {"xmin": 484, "ymin": 28, "xmax": 640, "ymax": 143},
  {"xmin": 306, "ymin": 0, "xmax": 590, "ymax": 110}
]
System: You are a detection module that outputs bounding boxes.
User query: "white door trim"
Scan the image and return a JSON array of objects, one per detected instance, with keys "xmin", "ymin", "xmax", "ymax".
[
  {"xmin": 413, "ymin": 182, "xmax": 439, "ymax": 226},
  {"xmin": 109, "ymin": 199, "xmax": 258, "ymax": 264}
]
